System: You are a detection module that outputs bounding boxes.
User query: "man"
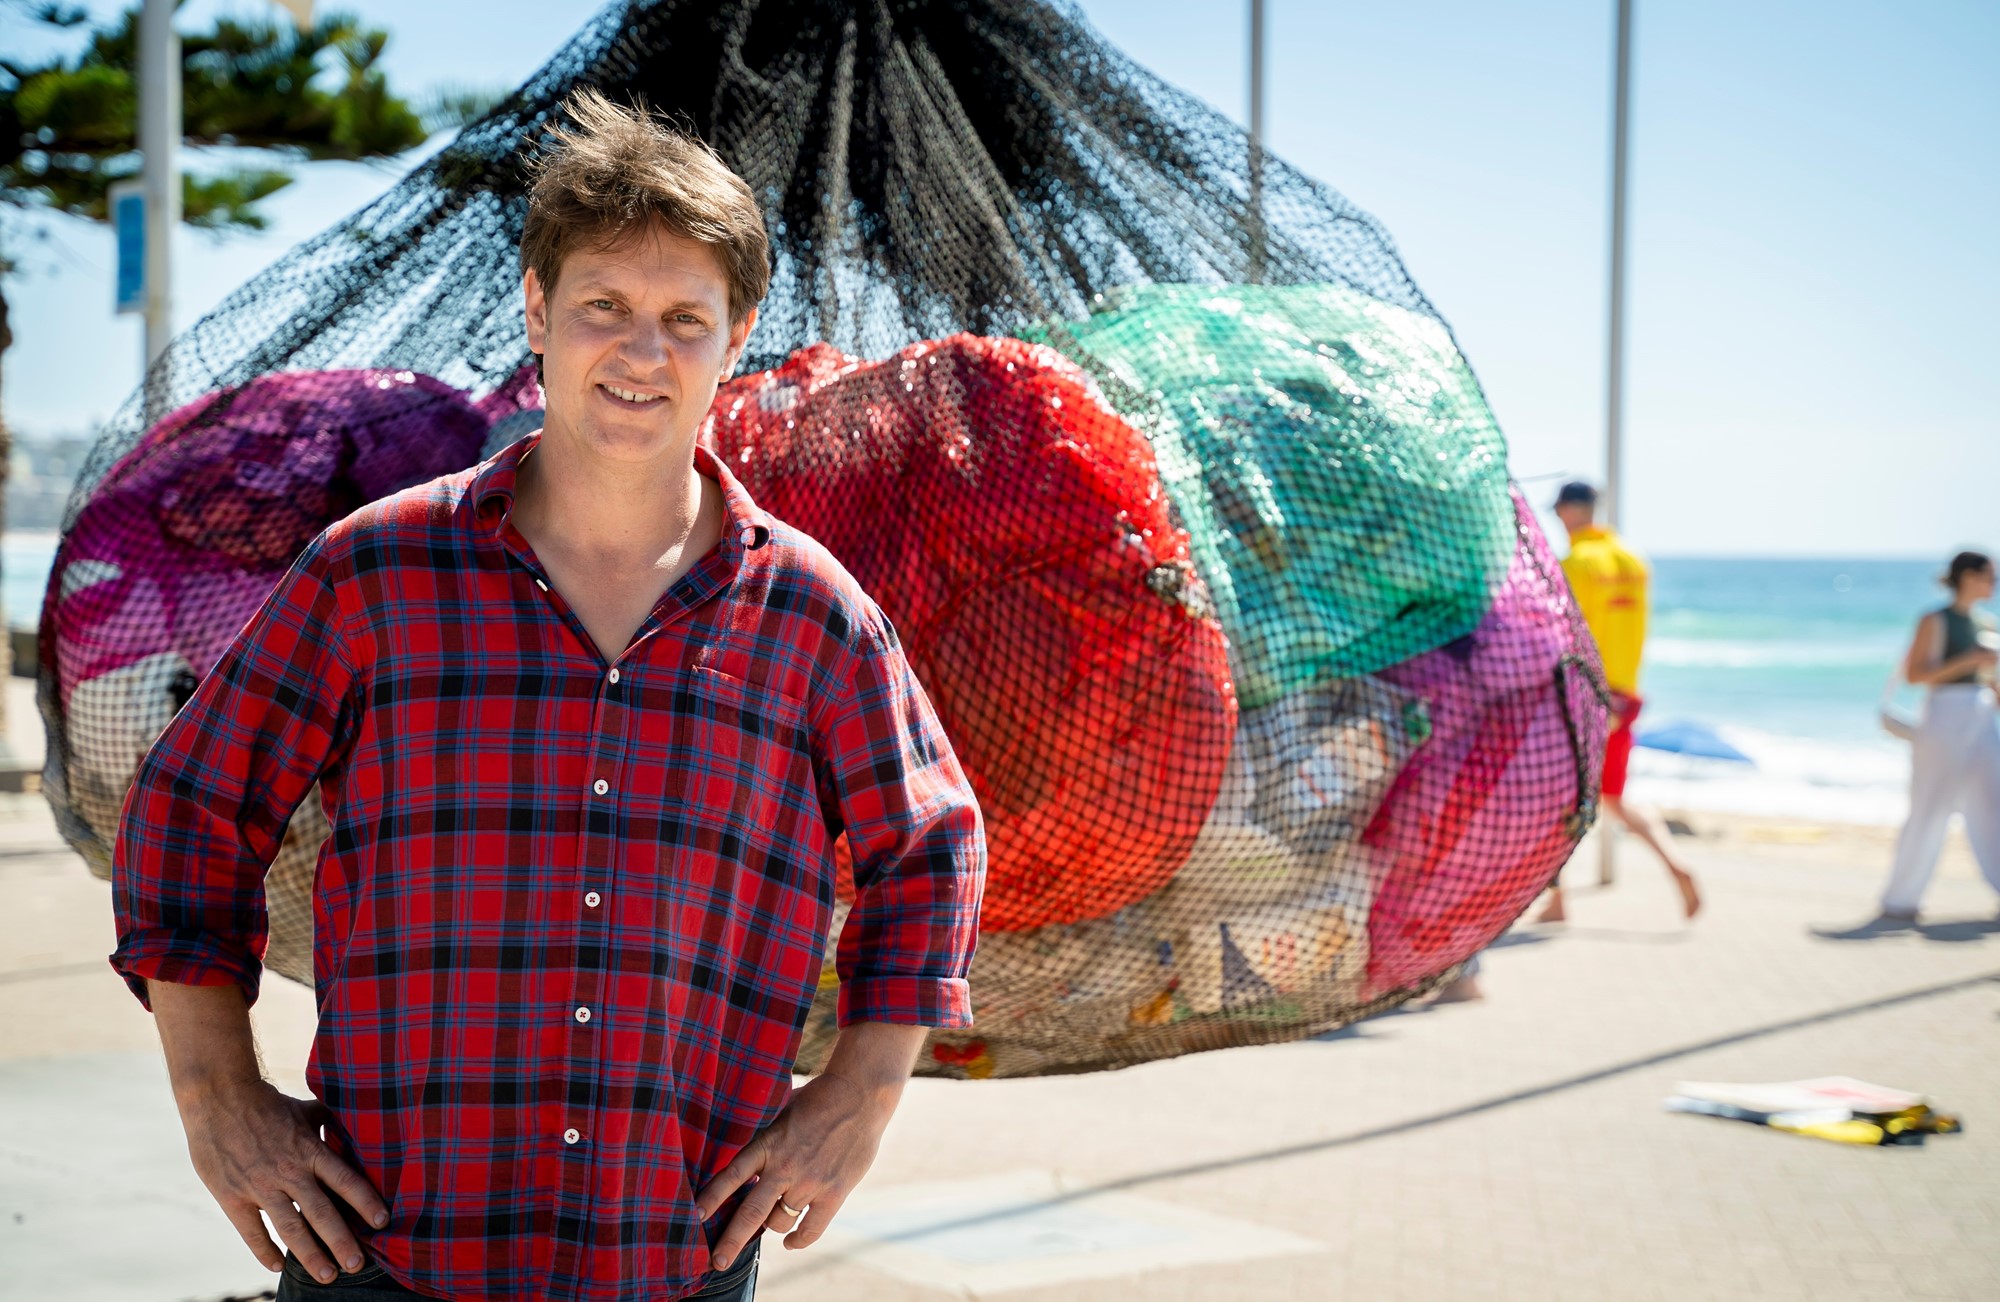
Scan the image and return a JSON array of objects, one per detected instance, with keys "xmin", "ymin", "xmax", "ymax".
[
  {"xmin": 1539, "ymin": 480, "xmax": 1700, "ymax": 923},
  {"xmin": 111, "ymin": 90, "xmax": 984, "ymax": 1302}
]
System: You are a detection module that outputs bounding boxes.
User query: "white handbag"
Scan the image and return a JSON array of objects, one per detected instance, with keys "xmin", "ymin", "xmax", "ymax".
[{"xmin": 1879, "ymin": 674, "xmax": 1919, "ymax": 742}]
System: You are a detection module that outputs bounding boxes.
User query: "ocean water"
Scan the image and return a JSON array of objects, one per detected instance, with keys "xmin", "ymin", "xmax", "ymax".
[
  {"xmin": 0, "ymin": 532, "xmax": 1950, "ymax": 824},
  {"xmin": 1631, "ymin": 557, "xmax": 1945, "ymax": 825}
]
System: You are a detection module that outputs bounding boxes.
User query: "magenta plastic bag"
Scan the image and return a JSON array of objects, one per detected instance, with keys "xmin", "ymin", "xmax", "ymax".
[
  {"xmin": 1359, "ymin": 490, "xmax": 1608, "ymax": 997},
  {"xmin": 42, "ymin": 366, "xmax": 537, "ymax": 871}
]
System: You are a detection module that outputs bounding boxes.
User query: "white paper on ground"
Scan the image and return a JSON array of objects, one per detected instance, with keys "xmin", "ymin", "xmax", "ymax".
[{"xmin": 1671, "ymin": 1076, "xmax": 1926, "ymax": 1116}]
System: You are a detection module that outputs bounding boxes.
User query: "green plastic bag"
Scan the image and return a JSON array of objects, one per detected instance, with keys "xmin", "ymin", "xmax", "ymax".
[{"xmin": 1026, "ymin": 284, "xmax": 1516, "ymax": 709}]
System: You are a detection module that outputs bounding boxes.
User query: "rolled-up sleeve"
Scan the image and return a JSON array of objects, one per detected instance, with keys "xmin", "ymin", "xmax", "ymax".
[
  {"xmin": 110, "ymin": 534, "xmax": 358, "ymax": 1009},
  {"xmin": 820, "ymin": 610, "xmax": 984, "ymax": 1029}
]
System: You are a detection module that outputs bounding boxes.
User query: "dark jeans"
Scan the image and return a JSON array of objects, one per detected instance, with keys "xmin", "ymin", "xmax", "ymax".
[{"xmin": 274, "ymin": 1243, "xmax": 758, "ymax": 1301}]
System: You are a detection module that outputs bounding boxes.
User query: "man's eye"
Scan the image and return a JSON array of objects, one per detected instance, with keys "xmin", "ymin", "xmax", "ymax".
[{"xmin": 589, "ymin": 299, "xmax": 617, "ymax": 310}]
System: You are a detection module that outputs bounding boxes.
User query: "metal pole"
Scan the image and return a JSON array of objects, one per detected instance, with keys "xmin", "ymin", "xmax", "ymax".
[
  {"xmin": 140, "ymin": 0, "xmax": 180, "ymax": 417},
  {"xmin": 1604, "ymin": 0, "xmax": 1632, "ymax": 534},
  {"xmin": 1600, "ymin": 0, "xmax": 1633, "ymax": 888},
  {"xmin": 1247, "ymin": 0, "xmax": 1266, "ymax": 283}
]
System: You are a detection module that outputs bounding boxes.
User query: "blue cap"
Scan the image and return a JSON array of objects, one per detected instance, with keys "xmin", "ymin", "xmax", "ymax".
[{"xmin": 1553, "ymin": 480, "xmax": 1598, "ymax": 508}]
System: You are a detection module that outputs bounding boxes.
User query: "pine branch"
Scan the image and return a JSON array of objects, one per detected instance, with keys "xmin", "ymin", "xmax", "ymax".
[{"xmin": 0, "ymin": 4, "xmax": 429, "ymax": 230}]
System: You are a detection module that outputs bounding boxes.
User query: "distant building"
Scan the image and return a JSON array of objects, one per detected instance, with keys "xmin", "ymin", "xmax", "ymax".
[{"xmin": 7, "ymin": 433, "xmax": 93, "ymax": 533}]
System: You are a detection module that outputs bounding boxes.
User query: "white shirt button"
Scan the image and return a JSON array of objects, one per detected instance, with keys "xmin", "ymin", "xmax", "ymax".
[
  {"xmin": 584, "ymin": 891, "xmax": 601, "ymax": 908},
  {"xmin": 574, "ymin": 1006, "xmax": 592, "ymax": 1024},
  {"xmin": 738, "ymin": 527, "xmax": 757, "ymax": 547},
  {"xmin": 563, "ymin": 1127, "xmax": 581, "ymax": 1145},
  {"xmin": 592, "ymin": 779, "xmax": 609, "ymax": 796},
  {"xmin": 607, "ymin": 668, "xmax": 620, "ymax": 685}
]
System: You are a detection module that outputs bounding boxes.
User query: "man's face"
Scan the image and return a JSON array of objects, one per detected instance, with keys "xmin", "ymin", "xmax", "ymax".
[
  {"xmin": 523, "ymin": 224, "xmax": 755, "ymax": 466},
  {"xmin": 1554, "ymin": 502, "xmax": 1594, "ymax": 535}
]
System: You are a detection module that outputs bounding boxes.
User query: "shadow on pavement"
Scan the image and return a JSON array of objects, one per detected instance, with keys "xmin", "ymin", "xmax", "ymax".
[
  {"xmin": 770, "ymin": 967, "xmax": 2000, "ymax": 1290},
  {"xmin": 1917, "ymin": 916, "xmax": 2000, "ymax": 943},
  {"xmin": 1811, "ymin": 916, "xmax": 1917, "ymax": 942},
  {"xmin": 1811, "ymin": 914, "xmax": 1999, "ymax": 943},
  {"xmin": 1089, "ymin": 968, "xmax": 2000, "ymax": 1187},
  {"xmin": 1309, "ymin": 1000, "xmax": 1432, "ymax": 1041}
]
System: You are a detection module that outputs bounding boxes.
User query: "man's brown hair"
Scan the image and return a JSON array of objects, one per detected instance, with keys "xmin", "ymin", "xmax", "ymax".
[{"xmin": 520, "ymin": 89, "xmax": 770, "ymax": 322}]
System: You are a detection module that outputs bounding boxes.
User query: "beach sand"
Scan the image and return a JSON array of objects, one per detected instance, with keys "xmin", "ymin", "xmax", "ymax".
[{"xmin": 1648, "ymin": 805, "xmax": 1984, "ymax": 881}]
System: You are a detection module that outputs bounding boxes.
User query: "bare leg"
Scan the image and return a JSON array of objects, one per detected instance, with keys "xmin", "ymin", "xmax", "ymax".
[
  {"xmin": 1432, "ymin": 952, "xmax": 1484, "ymax": 1003},
  {"xmin": 1432, "ymin": 972, "xmax": 1484, "ymax": 1003},
  {"xmin": 1605, "ymin": 793, "xmax": 1701, "ymax": 918},
  {"xmin": 1535, "ymin": 885, "xmax": 1567, "ymax": 924}
]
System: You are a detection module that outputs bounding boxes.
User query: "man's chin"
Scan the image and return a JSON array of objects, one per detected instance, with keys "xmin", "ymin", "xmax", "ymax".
[{"xmin": 555, "ymin": 414, "xmax": 690, "ymax": 464}]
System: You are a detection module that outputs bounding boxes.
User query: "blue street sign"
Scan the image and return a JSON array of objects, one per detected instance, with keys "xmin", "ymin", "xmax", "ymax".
[{"xmin": 112, "ymin": 182, "xmax": 145, "ymax": 315}]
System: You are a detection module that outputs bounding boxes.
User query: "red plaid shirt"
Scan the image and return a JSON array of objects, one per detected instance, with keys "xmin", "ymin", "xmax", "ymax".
[{"xmin": 111, "ymin": 438, "xmax": 983, "ymax": 1302}]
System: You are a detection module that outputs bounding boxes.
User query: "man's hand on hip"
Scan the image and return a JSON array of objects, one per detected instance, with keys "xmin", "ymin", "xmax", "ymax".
[
  {"xmin": 695, "ymin": 1020, "xmax": 927, "ymax": 1270},
  {"xmin": 149, "ymin": 981, "xmax": 387, "ymax": 1284}
]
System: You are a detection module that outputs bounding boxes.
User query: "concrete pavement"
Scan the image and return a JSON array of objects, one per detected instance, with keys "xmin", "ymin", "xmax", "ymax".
[{"xmin": 2, "ymin": 799, "xmax": 1996, "ymax": 1300}]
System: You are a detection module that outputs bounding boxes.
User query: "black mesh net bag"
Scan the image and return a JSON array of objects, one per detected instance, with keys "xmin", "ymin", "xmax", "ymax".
[{"xmin": 41, "ymin": 0, "xmax": 1607, "ymax": 1078}]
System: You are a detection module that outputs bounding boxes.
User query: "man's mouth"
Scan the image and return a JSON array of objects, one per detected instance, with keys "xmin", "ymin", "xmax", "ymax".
[{"xmin": 600, "ymin": 384, "xmax": 665, "ymax": 406}]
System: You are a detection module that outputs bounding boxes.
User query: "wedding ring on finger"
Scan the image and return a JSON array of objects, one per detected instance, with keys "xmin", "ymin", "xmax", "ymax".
[{"xmin": 778, "ymin": 1199, "xmax": 806, "ymax": 1228}]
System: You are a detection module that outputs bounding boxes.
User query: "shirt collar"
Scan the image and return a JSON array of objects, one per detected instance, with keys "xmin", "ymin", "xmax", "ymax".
[
  {"xmin": 700, "ymin": 442, "xmax": 775, "ymax": 552},
  {"xmin": 471, "ymin": 431, "xmax": 774, "ymax": 553},
  {"xmin": 1571, "ymin": 525, "xmax": 1615, "ymax": 543}
]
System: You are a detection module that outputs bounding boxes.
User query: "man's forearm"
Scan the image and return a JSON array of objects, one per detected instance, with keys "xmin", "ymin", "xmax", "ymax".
[
  {"xmin": 820, "ymin": 1021, "xmax": 927, "ymax": 1109},
  {"xmin": 697, "ymin": 1018, "xmax": 930, "ymax": 1266},
  {"xmin": 149, "ymin": 980, "xmax": 265, "ymax": 1109},
  {"xmin": 144, "ymin": 979, "xmax": 389, "ymax": 1280}
]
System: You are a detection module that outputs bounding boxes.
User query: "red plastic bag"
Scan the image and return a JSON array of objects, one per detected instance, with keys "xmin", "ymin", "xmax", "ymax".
[{"xmin": 703, "ymin": 337, "xmax": 1235, "ymax": 929}]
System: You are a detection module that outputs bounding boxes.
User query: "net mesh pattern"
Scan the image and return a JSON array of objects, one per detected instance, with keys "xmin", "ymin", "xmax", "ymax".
[{"xmin": 39, "ymin": 0, "xmax": 1607, "ymax": 1078}]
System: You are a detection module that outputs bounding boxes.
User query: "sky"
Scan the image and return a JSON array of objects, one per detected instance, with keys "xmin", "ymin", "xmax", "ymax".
[{"xmin": 2, "ymin": 0, "xmax": 1995, "ymax": 558}]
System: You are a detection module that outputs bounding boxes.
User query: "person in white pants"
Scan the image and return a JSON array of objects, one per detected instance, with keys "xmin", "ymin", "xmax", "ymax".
[{"xmin": 1878, "ymin": 551, "xmax": 2000, "ymax": 921}]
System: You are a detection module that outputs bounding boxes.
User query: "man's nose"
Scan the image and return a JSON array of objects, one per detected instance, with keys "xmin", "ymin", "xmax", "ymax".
[{"xmin": 619, "ymin": 320, "xmax": 674, "ymax": 369}]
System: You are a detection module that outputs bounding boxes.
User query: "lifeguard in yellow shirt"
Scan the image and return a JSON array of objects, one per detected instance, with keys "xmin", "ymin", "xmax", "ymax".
[{"xmin": 1540, "ymin": 481, "xmax": 1701, "ymax": 922}]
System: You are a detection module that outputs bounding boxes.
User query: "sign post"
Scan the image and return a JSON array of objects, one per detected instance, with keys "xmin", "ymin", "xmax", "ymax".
[{"xmin": 111, "ymin": 181, "xmax": 146, "ymax": 317}]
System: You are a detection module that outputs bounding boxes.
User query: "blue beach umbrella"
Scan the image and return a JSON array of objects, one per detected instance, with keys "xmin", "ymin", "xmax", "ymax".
[{"xmin": 1635, "ymin": 721, "xmax": 1755, "ymax": 765}]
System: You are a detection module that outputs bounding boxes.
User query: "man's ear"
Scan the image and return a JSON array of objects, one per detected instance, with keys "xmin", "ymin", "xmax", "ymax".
[
  {"xmin": 523, "ymin": 269, "xmax": 549, "ymax": 355},
  {"xmin": 721, "ymin": 307, "xmax": 758, "ymax": 380}
]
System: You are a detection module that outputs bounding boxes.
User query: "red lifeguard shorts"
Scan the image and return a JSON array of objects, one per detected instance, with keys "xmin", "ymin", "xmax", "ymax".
[{"xmin": 1602, "ymin": 694, "xmax": 1642, "ymax": 798}]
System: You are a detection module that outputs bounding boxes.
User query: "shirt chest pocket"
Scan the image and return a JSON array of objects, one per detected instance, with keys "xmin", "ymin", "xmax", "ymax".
[{"xmin": 660, "ymin": 666, "xmax": 811, "ymax": 830}]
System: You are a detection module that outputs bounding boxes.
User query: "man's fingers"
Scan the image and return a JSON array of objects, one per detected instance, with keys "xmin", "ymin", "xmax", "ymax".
[
  {"xmin": 264, "ymin": 1198, "xmax": 339, "ymax": 1284},
  {"xmin": 292, "ymin": 1183, "xmax": 365, "ymax": 1274},
  {"xmin": 784, "ymin": 1189, "xmax": 845, "ymax": 1250},
  {"xmin": 712, "ymin": 1177, "xmax": 782, "ymax": 1272},
  {"xmin": 221, "ymin": 1200, "xmax": 283, "ymax": 1273},
  {"xmin": 762, "ymin": 1191, "xmax": 810, "ymax": 1236},
  {"xmin": 693, "ymin": 1136, "xmax": 766, "ymax": 1221},
  {"xmin": 314, "ymin": 1148, "xmax": 390, "ymax": 1230}
]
